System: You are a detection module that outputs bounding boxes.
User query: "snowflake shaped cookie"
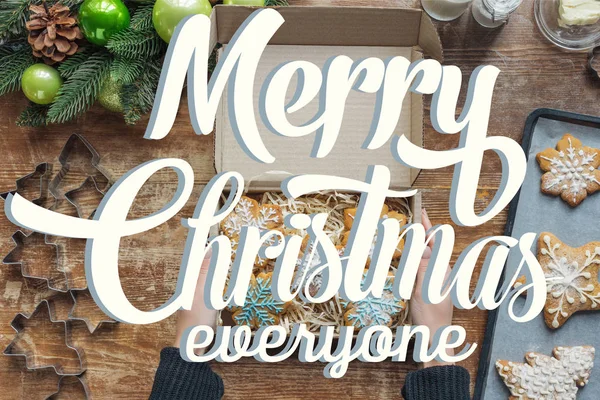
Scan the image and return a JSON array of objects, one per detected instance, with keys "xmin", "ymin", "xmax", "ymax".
[
  {"xmin": 341, "ymin": 271, "xmax": 406, "ymax": 328},
  {"xmin": 341, "ymin": 206, "xmax": 407, "ymax": 266},
  {"xmin": 536, "ymin": 134, "xmax": 600, "ymax": 207},
  {"xmin": 220, "ymin": 196, "xmax": 284, "ymax": 268},
  {"xmin": 537, "ymin": 232, "xmax": 600, "ymax": 329},
  {"xmin": 228, "ymin": 272, "xmax": 290, "ymax": 329},
  {"xmin": 496, "ymin": 346, "xmax": 595, "ymax": 399}
]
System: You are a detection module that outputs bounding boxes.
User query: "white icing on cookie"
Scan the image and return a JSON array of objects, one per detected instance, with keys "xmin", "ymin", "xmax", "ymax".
[
  {"xmin": 496, "ymin": 346, "xmax": 595, "ymax": 399},
  {"xmin": 540, "ymin": 137, "xmax": 600, "ymax": 203},
  {"xmin": 540, "ymin": 235, "xmax": 600, "ymax": 328}
]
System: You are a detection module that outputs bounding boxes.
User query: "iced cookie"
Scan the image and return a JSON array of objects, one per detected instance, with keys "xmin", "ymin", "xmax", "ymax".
[
  {"xmin": 292, "ymin": 243, "xmax": 345, "ymax": 297},
  {"xmin": 496, "ymin": 346, "xmax": 595, "ymax": 399},
  {"xmin": 537, "ymin": 232, "xmax": 600, "ymax": 329},
  {"xmin": 228, "ymin": 272, "xmax": 290, "ymax": 329},
  {"xmin": 342, "ymin": 207, "xmax": 407, "ymax": 266},
  {"xmin": 220, "ymin": 196, "xmax": 284, "ymax": 268},
  {"xmin": 536, "ymin": 133, "xmax": 600, "ymax": 207},
  {"xmin": 341, "ymin": 270, "xmax": 406, "ymax": 328}
]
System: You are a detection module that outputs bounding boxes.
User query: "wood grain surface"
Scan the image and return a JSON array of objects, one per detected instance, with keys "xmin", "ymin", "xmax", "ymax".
[{"xmin": 1, "ymin": 0, "xmax": 598, "ymax": 398}]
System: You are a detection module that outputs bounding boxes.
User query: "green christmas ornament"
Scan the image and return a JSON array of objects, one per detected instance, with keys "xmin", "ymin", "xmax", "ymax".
[
  {"xmin": 79, "ymin": 0, "xmax": 131, "ymax": 46},
  {"xmin": 223, "ymin": 0, "xmax": 265, "ymax": 5},
  {"xmin": 98, "ymin": 76, "xmax": 123, "ymax": 113},
  {"xmin": 21, "ymin": 64, "xmax": 63, "ymax": 105},
  {"xmin": 153, "ymin": 0, "xmax": 213, "ymax": 43}
]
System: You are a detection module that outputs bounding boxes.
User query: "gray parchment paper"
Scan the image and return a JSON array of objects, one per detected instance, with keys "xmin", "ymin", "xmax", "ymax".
[{"xmin": 483, "ymin": 116, "xmax": 600, "ymax": 399}]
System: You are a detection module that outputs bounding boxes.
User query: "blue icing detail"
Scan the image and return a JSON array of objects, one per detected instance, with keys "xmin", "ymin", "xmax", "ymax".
[{"xmin": 230, "ymin": 274, "xmax": 286, "ymax": 328}]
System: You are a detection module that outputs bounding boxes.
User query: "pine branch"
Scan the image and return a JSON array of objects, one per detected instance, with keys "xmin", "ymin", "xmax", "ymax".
[
  {"xmin": 47, "ymin": 50, "xmax": 113, "ymax": 124},
  {"xmin": 121, "ymin": 58, "xmax": 161, "ymax": 125},
  {"xmin": 57, "ymin": 47, "xmax": 92, "ymax": 79},
  {"xmin": 130, "ymin": 4, "xmax": 154, "ymax": 31},
  {"xmin": 111, "ymin": 56, "xmax": 144, "ymax": 84},
  {"xmin": 16, "ymin": 103, "xmax": 48, "ymax": 127},
  {"xmin": 265, "ymin": 0, "xmax": 289, "ymax": 6},
  {"xmin": 106, "ymin": 28, "xmax": 165, "ymax": 60},
  {"xmin": 0, "ymin": 0, "xmax": 31, "ymax": 41},
  {"xmin": 0, "ymin": 46, "xmax": 35, "ymax": 97}
]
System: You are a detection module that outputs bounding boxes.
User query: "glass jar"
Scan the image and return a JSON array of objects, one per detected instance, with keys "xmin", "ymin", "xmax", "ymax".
[
  {"xmin": 472, "ymin": 0, "xmax": 523, "ymax": 28},
  {"xmin": 421, "ymin": 0, "xmax": 473, "ymax": 22}
]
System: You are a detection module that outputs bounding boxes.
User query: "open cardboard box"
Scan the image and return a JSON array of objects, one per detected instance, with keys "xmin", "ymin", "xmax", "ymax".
[{"xmin": 210, "ymin": 5, "xmax": 443, "ymax": 331}]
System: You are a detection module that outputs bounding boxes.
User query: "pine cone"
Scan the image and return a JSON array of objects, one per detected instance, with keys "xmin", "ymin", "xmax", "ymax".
[{"xmin": 26, "ymin": 2, "xmax": 83, "ymax": 65}]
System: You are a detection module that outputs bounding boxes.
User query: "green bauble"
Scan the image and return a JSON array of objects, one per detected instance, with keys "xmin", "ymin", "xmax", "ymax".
[
  {"xmin": 79, "ymin": 0, "xmax": 131, "ymax": 46},
  {"xmin": 98, "ymin": 76, "xmax": 123, "ymax": 113},
  {"xmin": 223, "ymin": 0, "xmax": 265, "ymax": 5},
  {"xmin": 153, "ymin": 0, "xmax": 213, "ymax": 43},
  {"xmin": 21, "ymin": 64, "xmax": 63, "ymax": 105}
]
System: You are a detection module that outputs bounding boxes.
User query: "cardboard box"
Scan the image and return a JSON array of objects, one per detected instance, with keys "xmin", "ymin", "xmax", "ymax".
[{"xmin": 210, "ymin": 5, "xmax": 443, "ymax": 329}]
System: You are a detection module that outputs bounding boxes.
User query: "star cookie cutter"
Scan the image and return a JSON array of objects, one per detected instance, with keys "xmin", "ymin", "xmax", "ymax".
[
  {"xmin": 64, "ymin": 176, "xmax": 108, "ymax": 220},
  {"xmin": 47, "ymin": 374, "xmax": 90, "ymax": 399},
  {"xmin": 3, "ymin": 230, "xmax": 69, "ymax": 293},
  {"xmin": 69, "ymin": 289, "xmax": 117, "ymax": 334},
  {"xmin": 49, "ymin": 133, "xmax": 111, "ymax": 201},
  {"xmin": 3, "ymin": 300, "xmax": 87, "ymax": 376}
]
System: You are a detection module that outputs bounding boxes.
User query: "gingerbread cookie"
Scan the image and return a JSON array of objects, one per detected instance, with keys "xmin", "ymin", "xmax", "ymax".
[
  {"xmin": 496, "ymin": 346, "xmax": 595, "ymax": 399},
  {"xmin": 228, "ymin": 272, "xmax": 290, "ymax": 329},
  {"xmin": 292, "ymin": 243, "xmax": 345, "ymax": 297},
  {"xmin": 532, "ymin": 233, "xmax": 600, "ymax": 329},
  {"xmin": 342, "ymin": 207, "xmax": 407, "ymax": 266},
  {"xmin": 220, "ymin": 196, "xmax": 284, "ymax": 268},
  {"xmin": 536, "ymin": 133, "xmax": 600, "ymax": 207},
  {"xmin": 341, "ymin": 270, "xmax": 406, "ymax": 329}
]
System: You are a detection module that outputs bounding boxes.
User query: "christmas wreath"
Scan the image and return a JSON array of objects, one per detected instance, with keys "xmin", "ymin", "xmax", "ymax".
[{"xmin": 0, "ymin": 0, "xmax": 288, "ymax": 127}]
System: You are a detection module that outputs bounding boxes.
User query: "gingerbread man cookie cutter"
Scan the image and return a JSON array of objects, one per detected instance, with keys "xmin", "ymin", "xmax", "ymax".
[
  {"xmin": 0, "ymin": 162, "xmax": 52, "ymax": 206},
  {"xmin": 46, "ymin": 374, "xmax": 90, "ymax": 399},
  {"xmin": 3, "ymin": 300, "xmax": 87, "ymax": 376}
]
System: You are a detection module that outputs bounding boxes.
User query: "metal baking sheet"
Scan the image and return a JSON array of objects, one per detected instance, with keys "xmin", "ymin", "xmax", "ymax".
[{"xmin": 476, "ymin": 109, "xmax": 600, "ymax": 399}]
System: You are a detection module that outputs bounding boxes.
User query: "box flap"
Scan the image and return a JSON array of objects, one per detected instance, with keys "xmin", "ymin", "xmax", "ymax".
[
  {"xmin": 418, "ymin": 12, "xmax": 443, "ymax": 62},
  {"xmin": 216, "ymin": 45, "xmax": 416, "ymax": 190},
  {"xmin": 214, "ymin": 5, "xmax": 426, "ymax": 47}
]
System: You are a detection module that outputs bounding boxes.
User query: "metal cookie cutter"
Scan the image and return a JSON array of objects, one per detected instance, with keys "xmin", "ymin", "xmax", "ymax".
[
  {"xmin": 49, "ymin": 134, "xmax": 111, "ymax": 200},
  {"xmin": 0, "ymin": 163, "xmax": 52, "ymax": 206},
  {"xmin": 69, "ymin": 289, "xmax": 117, "ymax": 334},
  {"xmin": 65, "ymin": 176, "xmax": 108, "ymax": 220},
  {"xmin": 3, "ymin": 230, "xmax": 69, "ymax": 293},
  {"xmin": 4, "ymin": 300, "xmax": 86, "ymax": 376},
  {"xmin": 47, "ymin": 374, "xmax": 90, "ymax": 399}
]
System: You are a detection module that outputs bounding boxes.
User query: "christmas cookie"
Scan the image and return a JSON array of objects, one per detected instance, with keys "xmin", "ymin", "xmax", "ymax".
[
  {"xmin": 228, "ymin": 272, "xmax": 290, "ymax": 329},
  {"xmin": 537, "ymin": 232, "xmax": 600, "ymax": 329},
  {"xmin": 220, "ymin": 196, "xmax": 284, "ymax": 268},
  {"xmin": 342, "ymin": 207, "xmax": 407, "ymax": 266},
  {"xmin": 293, "ymin": 243, "xmax": 345, "ymax": 297},
  {"xmin": 536, "ymin": 133, "xmax": 600, "ymax": 207},
  {"xmin": 496, "ymin": 346, "xmax": 595, "ymax": 399},
  {"xmin": 341, "ymin": 270, "xmax": 406, "ymax": 329}
]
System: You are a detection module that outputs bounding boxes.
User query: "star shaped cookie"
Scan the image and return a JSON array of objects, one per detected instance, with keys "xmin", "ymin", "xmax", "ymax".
[
  {"xmin": 536, "ymin": 134, "xmax": 600, "ymax": 207},
  {"xmin": 496, "ymin": 346, "xmax": 595, "ymax": 399},
  {"xmin": 537, "ymin": 232, "xmax": 600, "ymax": 329}
]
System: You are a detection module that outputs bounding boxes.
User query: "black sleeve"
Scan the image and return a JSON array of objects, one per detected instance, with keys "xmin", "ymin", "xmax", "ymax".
[
  {"xmin": 401, "ymin": 365, "xmax": 471, "ymax": 400},
  {"xmin": 149, "ymin": 347, "xmax": 224, "ymax": 400}
]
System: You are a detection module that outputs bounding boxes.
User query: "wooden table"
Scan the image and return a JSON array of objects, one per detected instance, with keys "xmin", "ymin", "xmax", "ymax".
[{"xmin": 0, "ymin": 0, "xmax": 598, "ymax": 398}]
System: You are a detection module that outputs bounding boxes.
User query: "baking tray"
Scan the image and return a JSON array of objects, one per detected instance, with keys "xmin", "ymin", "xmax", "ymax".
[{"xmin": 475, "ymin": 109, "xmax": 600, "ymax": 399}]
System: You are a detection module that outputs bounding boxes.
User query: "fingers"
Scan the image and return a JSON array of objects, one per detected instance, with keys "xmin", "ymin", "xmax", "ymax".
[
  {"xmin": 421, "ymin": 208, "xmax": 436, "ymax": 250},
  {"xmin": 198, "ymin": 248, "xmax": 213, "ymax": 277}
]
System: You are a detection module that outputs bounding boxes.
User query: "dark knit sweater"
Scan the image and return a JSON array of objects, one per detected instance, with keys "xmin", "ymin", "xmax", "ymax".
[{"xmin": 149, "ymin": 348, "xmax": 470, "ymax": 400}]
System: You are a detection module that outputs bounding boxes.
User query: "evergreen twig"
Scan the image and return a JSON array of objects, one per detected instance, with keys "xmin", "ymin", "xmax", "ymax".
[
  {"xmin": 47, "ymin": 50, "xmax": 113, "ymax": 124},
  {"xmin": 111, "ymin": 56, "xmax": 144, "ymax": 84},
  {"xmin": 130, "ymin": 4, "xmax": 155, "ymax": 31},
  {"xmin": 265, "ymin": 0, "xmax": 289, "ymax": 6},
  {"xmin": 16, "ymin": 103, "xmax": 48, "ymax": 127},
  {"xmin": 121, "ymin": 58, "xmax": 161, "ymax": 125},
  {"xmin": 57, "ymin": 47, "xmax": 92, "ymax": 79},
  {"xmin": 0, "ymin": 0, "xmax": 31, "ymax": 41},
  {"xmin": 0, "ymin": 45, "xmax": 35, "ymax": 97},
  {"xmin": 106, "ymin": 28, "xmax": 165, "ymax": 60}
]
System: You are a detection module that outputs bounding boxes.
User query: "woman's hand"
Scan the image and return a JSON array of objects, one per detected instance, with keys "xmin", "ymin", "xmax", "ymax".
[
  {"xmin": 173, "ymin": 251, "xmax": 218, "ymax": 352},
  {"xmin": 410, "ymin": 208, "xmax": 454, "ymax": 368}
]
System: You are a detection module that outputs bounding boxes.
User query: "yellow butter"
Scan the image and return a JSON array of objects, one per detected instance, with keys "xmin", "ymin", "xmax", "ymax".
[{"xmin": 559, "ymin": 0, "xmax": 600, "ymax": 27}]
